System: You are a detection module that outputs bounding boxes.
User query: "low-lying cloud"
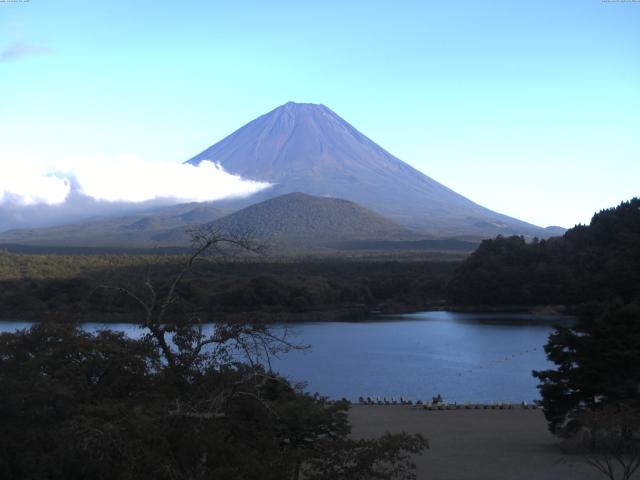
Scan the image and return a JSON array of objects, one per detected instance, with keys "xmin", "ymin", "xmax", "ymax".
[
  {"xmin": 73, "ymin": 158, "xmax": 270, "ymax": 203},
  {"xmin": 1, "ymin": 159, "xmax": 269, "ymax": 206},
  {"xmin": 0, "ymin": 41, "xmax": 52, "ymax": 62},
  {"xmin": 0, "ymin": 159, "xmax": 271, "ymax": 231},
  {"xmin": 0, "ymin": 169, "xmax": 70, "ymax": 206}
]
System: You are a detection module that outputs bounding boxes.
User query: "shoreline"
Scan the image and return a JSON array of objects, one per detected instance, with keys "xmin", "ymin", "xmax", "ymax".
[
  {"xmin": 0, "ymin": 303, "xmax": 575, "ymax": 324},
  {"xmin": 443, "ymin": 304, "xmax": 574, "ymax": 315},
  {"xmin": 349, "ymin": 405, "xmax": 601, "ymax": 480}
]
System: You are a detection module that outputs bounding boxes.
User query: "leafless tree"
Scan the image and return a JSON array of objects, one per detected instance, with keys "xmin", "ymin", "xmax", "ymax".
[
  {"xmin": 95, "ymin": 225, "xmax": 302, "ymax": 377},
  {"xmin": 580, "ymin": 404, "xmax": 640, "ymax": 480}
]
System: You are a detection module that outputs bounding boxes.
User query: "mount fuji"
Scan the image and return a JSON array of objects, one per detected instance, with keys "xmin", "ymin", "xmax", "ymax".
[{"xmin": 187, "ymin": 102, "xmax": 554, "ymax": 238}]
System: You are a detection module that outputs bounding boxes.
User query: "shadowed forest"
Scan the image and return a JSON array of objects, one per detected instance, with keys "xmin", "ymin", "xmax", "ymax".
[
  {"xmin": 0, "ymin": 254, "xmax": 456, "ymax": 322},
  {"xmin": 449, "ymin": 198, "xmax": 640, "ymax": 306}
]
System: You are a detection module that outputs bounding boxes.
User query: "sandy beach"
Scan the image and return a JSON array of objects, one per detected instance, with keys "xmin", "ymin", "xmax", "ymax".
[{"xmin": 349, "ymin": 405, "xmax": 603, "ymax": 480}]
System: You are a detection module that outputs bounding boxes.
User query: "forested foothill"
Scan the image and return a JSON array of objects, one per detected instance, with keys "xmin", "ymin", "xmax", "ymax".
[{"xmin": 448, "ymin": 198, "xmax": 640, "ymax": 307}]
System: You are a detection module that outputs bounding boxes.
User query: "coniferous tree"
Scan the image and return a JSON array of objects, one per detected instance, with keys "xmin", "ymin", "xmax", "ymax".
[{"xmin": 534, "ymin": 302, "xmax": 640, "ymax": 434}]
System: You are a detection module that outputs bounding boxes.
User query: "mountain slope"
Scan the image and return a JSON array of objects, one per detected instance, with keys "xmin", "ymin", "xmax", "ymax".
[
  {"xmin": 0, "ymin": 193, "xmax": 418, "ymax": 251},
  {"xmin": 0, "ymin": 203, "xmax": 227, "ymax": 247},
  {"xmin": 154, "ymin": 192, "xmax": 415, "ymax": 246},
  {"xmin": 187, "ymin": 102, "xmax": 554, "ymax": 238}
]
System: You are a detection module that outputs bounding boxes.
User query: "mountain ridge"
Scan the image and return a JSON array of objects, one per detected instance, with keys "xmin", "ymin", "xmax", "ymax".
[
  {"xmin": 0, "ymin": 102, "xmax": 566, "ymax": 249},
  {"xmin": 186, "ymin": 102, "xmax": 554, "ymax": 238}
]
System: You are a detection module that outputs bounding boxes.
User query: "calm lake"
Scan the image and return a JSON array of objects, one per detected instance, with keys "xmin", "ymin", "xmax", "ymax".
[{"xmin": 0, "ymin": 311, "xmax": 573, "ymax": 404}]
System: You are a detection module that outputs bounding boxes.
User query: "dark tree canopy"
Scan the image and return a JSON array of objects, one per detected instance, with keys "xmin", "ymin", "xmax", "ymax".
[
  {"xmin": 447, "ymin": 198, "xmax": 640, "ymax": 306},
  {"xmin": 533, "ymin": 302, "xmax": 640, "ymax": 434},
  {"xmin": 0, "ymin": 321, "xmax": 427, "ymax": 480}
]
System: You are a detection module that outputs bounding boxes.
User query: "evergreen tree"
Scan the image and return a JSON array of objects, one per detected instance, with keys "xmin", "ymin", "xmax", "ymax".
[{"xmin": 533, "ymin": 302, "xmax": 640, "ymax": 434}]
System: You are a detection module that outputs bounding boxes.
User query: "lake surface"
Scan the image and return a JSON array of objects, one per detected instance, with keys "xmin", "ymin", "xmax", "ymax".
[{"xmin": 0, "ymin": 311, "xmax": 573, "ymax": 404}]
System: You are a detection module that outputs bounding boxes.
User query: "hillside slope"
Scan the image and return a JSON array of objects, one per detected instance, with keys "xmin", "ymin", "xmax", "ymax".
[
  {"xmin": 0, "ymin": 203, "xmax": 227, "ymax": 247},
  {"xmin": 447, "ymin": 198, "xmax": 640, "ymax": 305},
  {"xmin": 154, "ymin": 192, "xmax": 416, "ymax": 246}
]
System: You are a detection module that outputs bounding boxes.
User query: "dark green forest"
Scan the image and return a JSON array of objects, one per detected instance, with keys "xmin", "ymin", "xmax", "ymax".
[
  {"xmin": 448, "ymin": 198, "xmax": 640, "ymax": 307},
  {"xmin": 0, "ymin": 253, "xmax": 456, "ymax": 322}
]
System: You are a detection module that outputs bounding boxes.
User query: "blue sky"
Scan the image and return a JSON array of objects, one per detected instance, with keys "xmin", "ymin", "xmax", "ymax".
[{"xmin": 1, "ymin": 0, "xmax": 639, "ymax": 227}]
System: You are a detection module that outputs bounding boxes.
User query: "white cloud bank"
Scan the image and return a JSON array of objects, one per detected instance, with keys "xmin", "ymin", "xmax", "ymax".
[
  {"xmin": 0, "ymin": 168, "xmax": 70, "ymax": 206},
  {"xmin": 0, "ymin": 159, "xmax": 270, "ymax": 206}
]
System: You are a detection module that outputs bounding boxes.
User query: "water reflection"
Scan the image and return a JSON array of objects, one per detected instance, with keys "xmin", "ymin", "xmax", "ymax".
[{"xmin": 0, "ymin": 311, "xmax": 574, "ymax": 403}]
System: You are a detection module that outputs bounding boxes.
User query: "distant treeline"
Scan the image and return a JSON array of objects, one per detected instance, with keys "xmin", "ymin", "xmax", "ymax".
[
  {"xmin": 448, "ymin": 198, "xmax": 640, "ymax": 306},
  {"xmin": 0, "ymin": 243, "xmax": 192, "ymax": 255},
  {"xmin": 0, "ymin": 254, "xmax": 457, "ymax": 322},
  {"xmin": 6, "ymin": 198, "xmax": 637, "ymax": 321}
]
